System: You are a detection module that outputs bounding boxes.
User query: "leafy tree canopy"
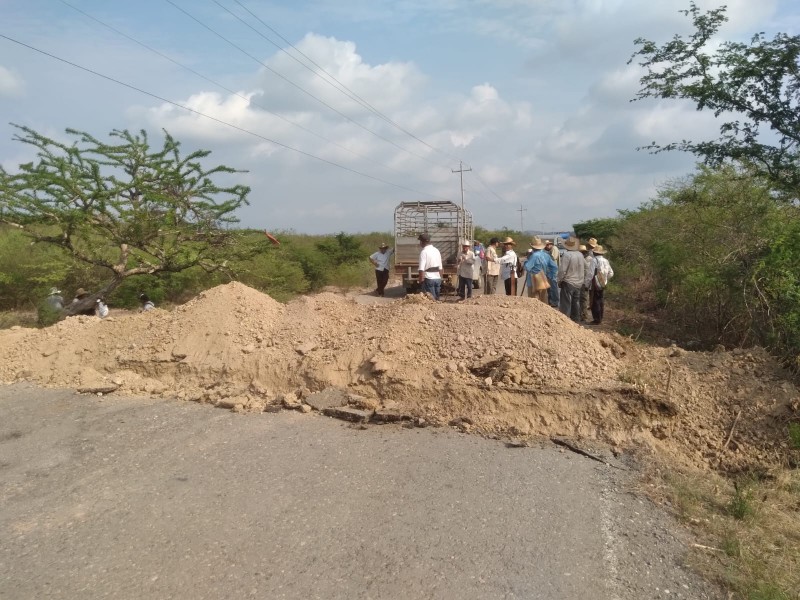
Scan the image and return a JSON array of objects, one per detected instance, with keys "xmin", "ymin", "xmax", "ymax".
[
  {"xmin": 629, "ymin": 3, "xmax": 800, "ymax": 198},
  {"xmin": 0, "ymin": 124, "xmax": 258, "ymax": 313}
]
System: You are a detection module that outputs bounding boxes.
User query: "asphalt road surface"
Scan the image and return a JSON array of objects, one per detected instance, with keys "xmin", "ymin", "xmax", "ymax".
[{"xmin": 0, "ymin": 384, "xmax": 723, "ymax": 600}]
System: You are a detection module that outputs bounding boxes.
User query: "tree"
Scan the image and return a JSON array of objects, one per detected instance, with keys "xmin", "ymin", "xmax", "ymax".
[
  {"xmin": 572, "ymin": 217, "xmax": 620, "ymax": 249},
  {"xmin": 0, "ymin": 125, "xmax": 256, "ymax": 314},
  {"xmin": 629, "ymin": 3, "xmax": 800, "ymax": 198}
]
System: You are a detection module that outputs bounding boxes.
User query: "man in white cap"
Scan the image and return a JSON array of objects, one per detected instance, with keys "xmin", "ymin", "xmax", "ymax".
[
  {"xmin": 557, "ymin": 236, "xmax": 585, "ymax": 322},
  {"xmin": 456, "ymin": 240, "xmax": 476, "ymax": 300},
  {"xmin": 369, "ymin": 242, "xmax": 393, "ymax": 297},
  {"xmin": 46, "ymin": 287, "xmax": 64, "ymax": 311}
]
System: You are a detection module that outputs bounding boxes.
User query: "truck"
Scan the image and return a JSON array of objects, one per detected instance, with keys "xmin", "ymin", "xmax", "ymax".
[{"xmin": 393, "ymin": 200, "xmax": 474, "ymax": 293}]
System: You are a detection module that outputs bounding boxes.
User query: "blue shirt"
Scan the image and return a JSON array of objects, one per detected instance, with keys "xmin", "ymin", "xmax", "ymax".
[{"xmin": 524, "ymin": 250, "xmax": 557, "ymax": 279}]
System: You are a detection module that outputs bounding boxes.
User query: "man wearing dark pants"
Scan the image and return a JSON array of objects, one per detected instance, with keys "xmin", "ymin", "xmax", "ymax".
[
  {"xmin": 369, "ymin": 242, "xmax": 393, "ymax": 296},
  {"xmin": 417, "ymin": 233, "xmax": 443, "ymax": 300},
  {"xmin": 557, "ymin": 236, "xmax": 585, "ymax": 322}
]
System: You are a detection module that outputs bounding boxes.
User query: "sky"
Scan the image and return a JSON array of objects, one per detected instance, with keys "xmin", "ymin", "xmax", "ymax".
[{"xmin": 0, "ymin": 0, "xmax": 797, "ymax": 234}]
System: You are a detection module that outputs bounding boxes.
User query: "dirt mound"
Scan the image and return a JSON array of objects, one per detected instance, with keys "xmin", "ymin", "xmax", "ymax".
[{"xmin": 0, "ymin": 282, "xmax": 797, "ymax": 473}]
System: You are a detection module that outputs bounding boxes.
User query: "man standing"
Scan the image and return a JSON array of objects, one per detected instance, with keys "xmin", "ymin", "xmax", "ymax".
[
  {"xmin": 579, "ymin": 244, "xmax": 593, "ymax": 322},
  {"xmin": 369, "ymin": 242, "xmax": 393, "ymax": 297},
  {"xmin": 590, "ymin": 245, "xmax": 614, "ymax": 325},
  {"xmin": 523, "ymin": 239, "xmax": 557, "ymax": 303},
  {"xmin": 484, "ymin": 237, "xmax": 500, "ymax": 295},
  {"xmin": 456, "ymin": 240, "xmax": 475, "ymax": 300},
  {"xmin": 544, "ymin": 240, "xmax": 560, "ymax": 307},
  {"xmin": 557, "ymin": 236, "xmax": 585, "ymax": 322},
  {"xmin": 417, "ymin": 233, "xmax": 443, "ymax": 301},
  {"xmin": 495, "ymin": 237, "xmax": 518, "ymax": 296},
  {"xmin": 584, "ymin": 237, "xmax": 597, "ymax": 320},
  {"xmin": 472, "ymin": 240, "xmax": 485, "ymax": 290},
  {"xmin": 46, "ymin": 287, "xmax": 64, "ymax": 311}
]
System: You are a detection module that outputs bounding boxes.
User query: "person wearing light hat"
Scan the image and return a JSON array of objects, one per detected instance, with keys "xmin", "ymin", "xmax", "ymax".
[
  {"xmin": 589, "ymin": 244, "xmax": 614, "ymax": 324},
  {"xmin": 484, "ymin": 237, "xmax": 501, "ymax": 295},
  {"xmin": 417, "ymin": 232, "xmax": 443, "ymax": 300},
  {"xmin": 45, "ymin": 287, "xmax": 64, "ymax": 311},
  {"xmin": 456, "ymin": 240, "xmax": 476, "ymax": 300},
  {"xmin": 557, "ymin": 236, "xmax": 585, "ymax": 322},
  {"xmin": 522, "ymin": 238, "xmax": 556, "ymax": 303},
  {"xmin": 369, "ymin": 242, "xmax": 394, "ymax": 297},
  {"xmin": 69, "ymin": 287, "xmax": 96, "ymax": 316},
  {"xmin": 543, "ymin": 239, "xmax": 560, "ymax": 307},
  {"xmin": 582, "ymin": 238, "xmax": 598, "ymax": 320},
  {"xmin": 579, "ymin": 244, "xmax": 592, "ymax": 322},
  {"xmin": 495, "ymin": 237, "xmax": 518, "ymax": 295}
]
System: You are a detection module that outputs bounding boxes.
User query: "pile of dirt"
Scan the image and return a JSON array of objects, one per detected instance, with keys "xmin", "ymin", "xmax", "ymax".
[{"xmin": 0, "ymin": 281, "xmax": 797, "ymax": 473}]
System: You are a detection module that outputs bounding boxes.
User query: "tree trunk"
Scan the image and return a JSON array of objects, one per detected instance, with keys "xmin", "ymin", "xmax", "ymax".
[{"xmin": 63, "ymin": 276, "xmax": 126, "ymax": 317}]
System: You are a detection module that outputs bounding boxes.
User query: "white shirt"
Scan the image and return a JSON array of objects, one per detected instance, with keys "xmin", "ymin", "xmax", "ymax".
[
  {"xmin": 457, "ymin": 249, "xmax": 475, "ymax": 278},
  {"xmin": 95, "ymin": 301, "xmax": 109, "ymax": 318},
  {"xmin": 370, "ymin": 249, "xmax": 393, "ymax": 271},
  {"xmin": 485, "ymin": 245, "xmax": 500, "ymax": 277},
  {"xmin": 497, "ymin": 249, "xmax": 517, "ymax": 281},
  {"xmin": 418, "ymin": 244, "xmax": 443, "ymax": 280},
  {"xmin": 593, "ymin": 255, "xmax": 614, "ymax": 287}
]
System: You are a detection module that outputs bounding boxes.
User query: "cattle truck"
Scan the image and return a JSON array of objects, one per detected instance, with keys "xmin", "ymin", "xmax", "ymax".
[{"xmin": 393, "ymin": 200, "xmax": 474, "ymax": 293}]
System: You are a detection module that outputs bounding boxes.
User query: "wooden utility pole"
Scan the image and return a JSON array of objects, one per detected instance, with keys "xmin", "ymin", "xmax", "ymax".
[
  {"xmin": 452, "ymin": 161, "xmax": 472, "ymax": 240},
  {"xmin": 517, "ymin": 205, "xmax": 528, "ymax": 233}
]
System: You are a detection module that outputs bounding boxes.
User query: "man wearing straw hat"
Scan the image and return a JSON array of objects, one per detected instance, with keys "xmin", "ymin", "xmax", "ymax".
[
  {"xmin": 589, "ymin": 244, "xmax": 614, "ymax": 324},
  {"xmin": 522, "ymin": 238, "xmax": 556, "ymax": 303},
  {"xmin": 557, "ymin": 236, "xmax": 585, "ymax": 322},
  {"xmin": 494, "ymin": 237, "xmax": 518, "ymax": 296},
  {"xmin": 369, "ymin": 242, "xmax": 393, "ymax": 297}
]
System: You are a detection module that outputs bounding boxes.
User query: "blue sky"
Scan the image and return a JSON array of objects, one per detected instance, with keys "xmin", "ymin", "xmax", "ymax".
[{"xmin": 0, "ymin": 0, "xmax": 796, "ymax": 234}]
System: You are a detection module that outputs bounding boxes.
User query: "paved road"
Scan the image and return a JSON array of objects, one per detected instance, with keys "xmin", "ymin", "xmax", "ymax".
[{"xmin": 0, "ymin": 385, "xmax": 722, "ymax": 600}]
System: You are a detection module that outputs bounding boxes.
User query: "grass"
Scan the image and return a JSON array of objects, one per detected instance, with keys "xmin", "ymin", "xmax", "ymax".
[
  {"xmin": 654, "ymin": 467, "xmax": 800, "ymax": 600},
  {"xmin": 789, "ymin": 422, "xmax": 800, "ymax": 450},
  {"xmin": 0, "ymin": 310, "xmax": 37, "ymax": 330}
]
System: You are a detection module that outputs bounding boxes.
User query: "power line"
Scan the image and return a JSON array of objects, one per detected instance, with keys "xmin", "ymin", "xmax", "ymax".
[
  {"xmin": 63, "ymin": 0, "xmax": 506, "ymax": 212},
  {"xmin": 165, "ymin": 0, "xmax": 440, "ymax": 167},
  {"xmin": 0, "ymin": 33, "xmax": 454, "ymax": 203},
  {"xmin": 227, "ymin": 0, "xmax": 463, "ymax": 166},
  {"xmin": 57, "ymin": 0, "xmax": 418, "ymax": 180}
]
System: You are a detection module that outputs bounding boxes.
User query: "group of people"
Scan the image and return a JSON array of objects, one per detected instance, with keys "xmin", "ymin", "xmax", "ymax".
[
  {"xmin": 45, "ymin": 287, "xmax": 156, "ymax": 318},
  {"xmin": 368, "ymin": 233, "xmax": 613, "ymax": 325}
]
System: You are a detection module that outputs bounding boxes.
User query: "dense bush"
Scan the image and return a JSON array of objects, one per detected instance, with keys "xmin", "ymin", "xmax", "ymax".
[
  {"xmin": 0, "ymin": 227, "xmax": 388, "ymax": 314},
  {"xmin": 599, "ymin": 164, "xmax": 800, "ymax": 367}
]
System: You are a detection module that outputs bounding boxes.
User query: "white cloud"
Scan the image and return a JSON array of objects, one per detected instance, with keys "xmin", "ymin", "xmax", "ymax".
[{"xmin": 0, "ymin": 65, "xmax": 24, "ymax": 97}]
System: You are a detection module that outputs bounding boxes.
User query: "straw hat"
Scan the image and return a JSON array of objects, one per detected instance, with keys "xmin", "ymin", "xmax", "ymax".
[
  {"xmin": 501, "ymin": 237, "xmax": 516, "ymax": 246},
  {"xmin": 75, "ymin": 288, "xmax": 89, "ymax": 298},
  {"xmin": 379, "ymin": 242, "xmax": 389, "ymax": 249},
  {"xmin": 579, "ymin": 244, "xmax": 587, "ymax": 252},
  {"xmin": 563, "ymin": 237, "xmax": 580, "ymax": 251},
  {"xmin": 593, "ymin": 244, "xmax": 607, "ymax": 255},
  {"xmin": 530, "ymin": 238, "xmax": 545, "ymax": 250},
  {"xmin": 460, "ymin": 239, "xmax": 471, "ymax": 247},
  {"xmin": 587, "ymin": 237, "xmax": 598, "ymax": 248},
  {"xmin": 49, "ymin": 287, "xmax": 61, "ymax": 295}
]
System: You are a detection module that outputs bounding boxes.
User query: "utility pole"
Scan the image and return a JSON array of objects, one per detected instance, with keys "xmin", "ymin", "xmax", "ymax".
[
  {"xmin": 540, "ymin": 221, "xmax": 547, "ymax": 236},
  {"xmin": 452, "ymin": 161, "xmax": 472, "ymax": 240},
  {"xmin": 517, "ymin": 205, "xmax": 528, "ymax": 234}
]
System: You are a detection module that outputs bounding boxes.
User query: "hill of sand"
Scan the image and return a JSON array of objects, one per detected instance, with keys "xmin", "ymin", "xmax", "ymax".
[{"xmin": 0, "ymin": 281, "xmax": 797, "ymax": 474}]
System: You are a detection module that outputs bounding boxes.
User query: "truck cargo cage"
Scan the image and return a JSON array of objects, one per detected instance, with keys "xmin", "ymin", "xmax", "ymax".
[{"xmin": 394, "ymin": 200, "xmax": 474, "ymax": 293}]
